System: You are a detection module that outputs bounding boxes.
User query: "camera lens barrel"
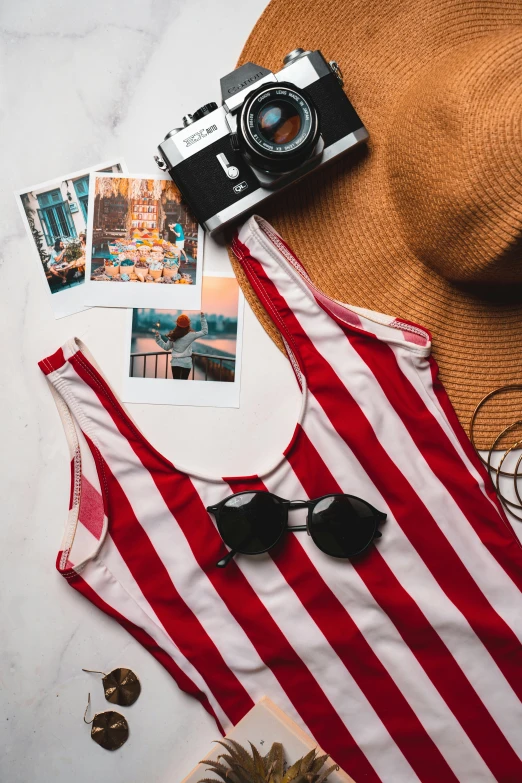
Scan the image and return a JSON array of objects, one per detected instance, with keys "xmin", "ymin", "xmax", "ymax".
[{"xmin": 237, "ymin": 82, "xmax": 320, "ymax": 174}]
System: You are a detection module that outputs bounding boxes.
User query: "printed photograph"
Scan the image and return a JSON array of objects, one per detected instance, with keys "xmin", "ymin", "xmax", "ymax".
[
  {"xmin": 123, "ymin": 275, "xmax": 244, "ymax": 408},
  {"xmin": 84, "ymin": 174, "xmax": 203, "ymax": 310},
  {"xmin": 15, "ymin": 160, "xmax": 126, "ymax": 318}
]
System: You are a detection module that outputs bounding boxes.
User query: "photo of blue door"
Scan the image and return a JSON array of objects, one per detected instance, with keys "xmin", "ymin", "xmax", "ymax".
[
  {"xmin": 73, "ymin": 176, "xmax": 89, "ymax": 221},
  {"xmin": 36, "ymin": 188, "xmax": 77, "ymax": 246}
]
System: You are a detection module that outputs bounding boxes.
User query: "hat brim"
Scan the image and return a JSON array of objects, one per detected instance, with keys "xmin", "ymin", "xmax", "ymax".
[{"xmin": 227, "ymin": 0, "xmax": 522, "ymax": 449}]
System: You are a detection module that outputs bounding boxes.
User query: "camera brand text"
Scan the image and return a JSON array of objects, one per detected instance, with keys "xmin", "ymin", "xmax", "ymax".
[
  {"xmin": 227, "ymin": 71, "xmax": 266, "ymax": 94},
  {"xmin": 183, "ymin": 125, "xmax": 218, "ymax": 147}
]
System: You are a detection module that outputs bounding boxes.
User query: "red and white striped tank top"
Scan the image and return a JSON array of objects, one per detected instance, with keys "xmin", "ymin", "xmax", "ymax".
[{"xmin": 40, "ymin": 216, "xmax": 522, "ymax": 782}]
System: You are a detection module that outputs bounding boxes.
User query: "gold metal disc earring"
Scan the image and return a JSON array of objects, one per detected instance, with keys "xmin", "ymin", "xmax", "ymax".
[
  {"xmin": 83, "ymin": 693, "xmax": 129, "ymax": 751},
  {"xmin": 82, "ymin": 667, "xmax": 141, "ymax": 706}
]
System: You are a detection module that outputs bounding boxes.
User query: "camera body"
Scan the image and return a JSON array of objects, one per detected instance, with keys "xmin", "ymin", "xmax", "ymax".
[{"xmin": 155, "ymin": 49, "xmax": 368, "ymax": 234}]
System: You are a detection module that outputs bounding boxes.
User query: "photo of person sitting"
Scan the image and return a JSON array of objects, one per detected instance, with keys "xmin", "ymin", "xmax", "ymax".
[
  {"xmin": 153, "ymin": 312, "xmax": 208, "ymax": 379},
  {"xmin": 47, "ymin": 239, "xmax": 69, "ymax": 285},
  {"xmin": 166, "ymin": 220, "xmax": 188, "ymax": 263}
]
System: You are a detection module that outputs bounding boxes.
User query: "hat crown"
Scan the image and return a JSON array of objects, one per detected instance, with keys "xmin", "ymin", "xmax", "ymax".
[{"xmin": 388, "ymin": 30, "xmax": 522, "ymax": 286}]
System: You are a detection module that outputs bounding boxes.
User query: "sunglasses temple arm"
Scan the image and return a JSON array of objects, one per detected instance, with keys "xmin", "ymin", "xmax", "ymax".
[
  {"xmin": 373, "ymin": 512, "xmax": 387, "ymax": 539},
  {"xmin": 216, "ymin": 549, "xmax": 237, "ymax": 568}
]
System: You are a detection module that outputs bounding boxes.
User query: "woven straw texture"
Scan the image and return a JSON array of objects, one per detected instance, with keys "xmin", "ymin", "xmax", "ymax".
[{"xmin": 227, "ymin": 0, "xmax": 522, "ymax": 449}]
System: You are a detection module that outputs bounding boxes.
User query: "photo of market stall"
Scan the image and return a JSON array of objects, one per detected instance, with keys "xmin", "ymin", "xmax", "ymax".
[{"xmin": 89, "ymin": 175, "xmax": 199, "ymax": 285}]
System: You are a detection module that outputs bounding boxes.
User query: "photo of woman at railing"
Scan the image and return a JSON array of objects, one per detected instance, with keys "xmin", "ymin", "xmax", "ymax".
[
  {"xmin": 153, "ymin": 313, "xmax": 208, "ymax": 380},
  {"xmin": 129, "ymin": 277, "xmax": 240, "ymax": 385}
]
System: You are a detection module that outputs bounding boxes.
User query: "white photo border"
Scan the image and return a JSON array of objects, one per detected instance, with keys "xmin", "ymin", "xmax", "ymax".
[
  {"xmin": 121, "ymin": 270, "xmax": 244, "ymax": 409},
  {"xmin": 14, "ymin": 158, "xmax": 128, "ymax": 319},
  {"xmin": 84, "ymin": 172, "xmax": 203, "ymax": 311}
]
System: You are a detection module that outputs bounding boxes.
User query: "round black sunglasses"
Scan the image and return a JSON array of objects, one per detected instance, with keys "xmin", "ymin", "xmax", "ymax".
[{"xmin": 206, "ymin": 491, "xmax": 386, "ymax": 568}]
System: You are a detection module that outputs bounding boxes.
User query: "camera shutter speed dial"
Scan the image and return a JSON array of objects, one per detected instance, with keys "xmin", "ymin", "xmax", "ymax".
[{"xmin": 192, "ymin": 102, "xmax": 218, "ymax": 121}]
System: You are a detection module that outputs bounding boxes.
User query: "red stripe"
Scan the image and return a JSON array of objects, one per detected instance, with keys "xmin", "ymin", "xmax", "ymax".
[
  {"xmin": 69, "ymin": 571, "xmax": 224, "ymax": 732},
  {"xmin": 39, "ymin": 347, "xmax": 66, "ymax": 375},
  {"xmin": 67, "ymin": 352, "xmax": 378, "ymax": 782},
  {"xmin": 343, "ymin": 323, "xmax": 522, "ymax": 592},
  {"xmin": 235, "ymin": 238, "xmax": 522, "ymax": 704},
  {"xmin": 286, "ymin": 425, "xmax": 522, "ymax": 781},
  {"xmin": 227, "ymin": 481, "xmax": 459, "ymax": 782}
]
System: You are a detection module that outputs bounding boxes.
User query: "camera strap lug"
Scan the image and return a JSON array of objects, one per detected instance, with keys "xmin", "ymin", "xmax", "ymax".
[{"xmin": 329, "ymin": 60, "xmax": 344, "ymax": 87}]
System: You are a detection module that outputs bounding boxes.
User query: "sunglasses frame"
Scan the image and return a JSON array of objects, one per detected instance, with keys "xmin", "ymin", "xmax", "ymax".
[{"xmin": 207, "ymin": 491, "xmax": 386, "ymax": 567}]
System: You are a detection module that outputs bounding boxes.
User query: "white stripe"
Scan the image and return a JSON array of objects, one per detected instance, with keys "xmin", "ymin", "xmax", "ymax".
[
  {"xmin": 78, "ymin": 553, "xmax": 230, "ymax": 732},
  {"xmin": 53, "ymin": 362, "xmax": 300, "ymax": 722},
  {"xmin": 70, "ymin": 521, "xmax": 100, "ymax": 567},
  {"xmin": 303, "ymin": 398, "xmax": 522, "ymax": 761},
  {"xmin": 267, "ymin": 438, "xmax": 495, "ymax": 782}
]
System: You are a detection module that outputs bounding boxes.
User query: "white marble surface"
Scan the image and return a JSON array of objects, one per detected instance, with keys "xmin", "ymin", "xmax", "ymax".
[{"xmin": 0, "ymin": 2, "xmax": 309, "ymax": 781}]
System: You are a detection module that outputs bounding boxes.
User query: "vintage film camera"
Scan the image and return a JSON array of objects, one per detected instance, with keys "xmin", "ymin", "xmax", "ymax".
[{"xmin": 155, "ymin": 49, "xmax": 368, "ymax": 234}]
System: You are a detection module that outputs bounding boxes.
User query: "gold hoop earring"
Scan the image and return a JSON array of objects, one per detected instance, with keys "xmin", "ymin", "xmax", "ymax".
[
  {"xmin": 82, "ymin": 667, "xmax": 141, "ymax": 706},
  {"xmin": 83, "ymin": 693, "xmax": 129, "ymax": 751}
]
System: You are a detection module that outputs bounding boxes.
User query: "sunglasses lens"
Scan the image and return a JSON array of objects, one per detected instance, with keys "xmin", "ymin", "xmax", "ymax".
[
  {"xmin": 217, "ymin": 493, "xmax": 286, "ymax": 554},
  {"xmin": 309, "ymin": 495, "xmax": 378, "ymax": 557}
]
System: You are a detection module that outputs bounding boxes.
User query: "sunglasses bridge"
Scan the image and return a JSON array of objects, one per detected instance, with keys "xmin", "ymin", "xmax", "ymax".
[{"xmin": 281, "ymin": 499, "xmax": 310, "ymax": 532}]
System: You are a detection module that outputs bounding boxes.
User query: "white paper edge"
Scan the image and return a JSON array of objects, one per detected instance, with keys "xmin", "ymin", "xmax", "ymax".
[
  {"xmin": 14, "ymin": 158, "xmax": 128, "ymax": 320},
  {"xmin": 121, "ymin": 270, "xmax": 244, "ymax": 409},
  {"xmin": 83, "ymin": 171, "xmax": 203, "ymax": 311}
]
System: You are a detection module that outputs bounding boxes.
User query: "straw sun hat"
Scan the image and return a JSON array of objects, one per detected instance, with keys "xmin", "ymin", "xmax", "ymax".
[{"xmin": 228, "ymin": 0, "xmax": 522, "ymax": 449}]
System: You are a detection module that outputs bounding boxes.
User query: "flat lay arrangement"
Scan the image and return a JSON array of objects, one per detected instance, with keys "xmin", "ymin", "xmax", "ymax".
[{"xmin": 5, "ymin": 0, "xmax": 522, "ymax": 781}]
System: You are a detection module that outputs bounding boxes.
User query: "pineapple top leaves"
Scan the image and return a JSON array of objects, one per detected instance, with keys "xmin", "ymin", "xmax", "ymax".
[{"xmin": 197, "ymin": 739, "xmax": 339, "ymax": 783}]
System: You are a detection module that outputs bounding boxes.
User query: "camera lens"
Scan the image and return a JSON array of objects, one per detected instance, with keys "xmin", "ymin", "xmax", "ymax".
[
  {"xmin": 238, "ymin": 83, "xmax": 319, "ymax": 173},
  {"xmin": 257, "ymin": 100, "xmax": 302, "ymax": 145}
]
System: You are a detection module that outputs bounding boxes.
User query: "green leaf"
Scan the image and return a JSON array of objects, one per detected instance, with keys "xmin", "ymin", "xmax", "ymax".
[
  {"xmin": 310, "ymin": 754, "xmax": 329, "ymax": 773},
  {"xmin": 216, "ymin": 739, "xmax": 254, "ymax": 768},
  {"xmin": 316, "ymin": 763, "xmax": 340, "ymax": 782},
  {"xmin": 265, "ymin": 742, "xmax": 284, "ymax": 783},
  {"xmin": 283, "ymin": 749, "xmax": 317, "ymax": 781},
  {"xmin": 214, "ymin": 740, "xmax": 243, "ymax": 762},
  {"xmin": 199, "ymin": 759, "xmax": 235, "ymax": 782},
  {"xmin": 249, "ymin": 742, "xmax": 267, "ymax": 775}
]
